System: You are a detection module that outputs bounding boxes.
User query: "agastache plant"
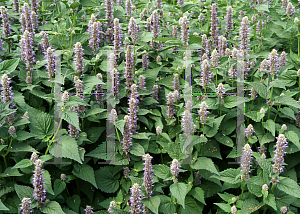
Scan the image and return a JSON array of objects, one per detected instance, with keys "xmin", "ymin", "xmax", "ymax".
[
  {"xmin": 170, "ymin": 159, "xmax": 181, "ymax": 183},
  {"xmin": 113, "ymin": 18, "xmax": 122, "ymax": 53},
  {"xmin": 74, "ymin": 42, "xmax": 84, "ymax": 76},
  {"xmin": 105, "ymin": 0, "xmax": 113, "ymax": 27},
  {"xmin": 179, "ymin": 16, "xmax": 189, "ymax": 47},
  {"xmin": 128, "ymin": 97, "xmax": 138, "ymax": 134},
  {"xmin": 173, "ymin": 73, "xmax": 180, "ymax": 91},
  {"xmin": 142, "ymin": 153, "xmax": 153, "ymax": 198},
  {"xmin": 268, "ymin": 49, "xmax": 279, "ymax": 76},
  {"xmin": 181, "ymin": 105, "xmax": 194, "ymax": 137},
  {"xmin": 125, "ymin": 45, "xmax": 134, "ymax": 90},
  {"xmin": 84, "ymin": 205, "xmax": 94, "ymax": 214},
  {"xmin": 166, "ymin": 92, "xmax": 175, "ymax": 120},
  {"xmin": 142, "ymin": 50, "xmax": 149, "ymax": 71},
  {"xmin": 240, "ymin": 143, "xmax": 253, "ymax": 181},
  {"xmin": 88, "ymin": 21, "xmax": 101, "ymax": 54},
  {"xmin": 125, "ymin": 0, "xmax": 132, "ymax": 20},
  {"xmin": 95, "ymin": 73, "xmax": 104, "ymax": 106},
  {"xmin": 198, "ymin": 101, "xmax": 209, "ymax": 124},
  {"xmin": 271, "ymin": 134, "xmax": 288, "ymax": 185},
  {"xmin": 128, "ymin": 17, "xmax": 138, "ymax": 44},
  {"xmin": 32, "ymin": 159, "xmax": 47, "ymax": 208},
  {"xmin": 239, "ymin": 16, "xmax": 250, "ymax": 57},
  {"xmin": 210, "ymin": 3, "xmax": 219, "ymax": 46},
  {"xmin": 225, "ymin": 6, "xmax": 233, "ymax": 35},
  {"xmin": 122, "ymin": 115, "xmax": 133, "ymax": 160},
  {"xmin": 74, "ymin": 76, "xmax": 85, "ymax": 114},
  {"xmin": 149, "ymin": 10, "xmax": 162, "ymax": 51},
  {"xmin": 108, "ymin": 201, "xmax": 117, "ymax": 214},
  {"xmin": 20, "ymin": 3, "xmax": 33, "ymax": 34},
  {"xmin": 19, "ymin": 198, "xmax": 33, "ymax": 214},
  {"xmin": 45, "ymin": 47, "xmax": 55, "ymax": 81},
  {"xmin": 200, "ymin": 59, "xmax": 212, "ymax": 90},
  {"xmin": 40, "ymin": 31, "xmax": 50, "ymax": 55},
  {"xmin": 129, "ymin": 183, "xmax": 142, "ymax": 214},
  {"xmin": 0, "ymin": 6, "xmax": 11, "ymax": 38},
  {"xmin": 20, "ymin": 30, "xmax": 35, "ymax": 71}
]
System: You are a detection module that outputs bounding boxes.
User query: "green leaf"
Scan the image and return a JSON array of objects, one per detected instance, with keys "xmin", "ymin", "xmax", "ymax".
[
  {"xmin": 85, "ymin": 143, "xmax": 107, "ymax": 160},
  {"xmin": 49, "ymin": 135, "xmax": 82, "ymax": 164},
  {"xmin": 153, "ymin": 164, "xmax": 171, "ymax": 180},
  {"xmin": 191, "ymin": 157, "xmax": 220, "ymax": 175},
  {"xmin": 85, "ymin": 108, "xmax": 106, "ymax": 117},
  {"xmin": 43, "ymin": 170, "xmax": 55, "ymax": 195},
  {"xmin": 247, "ymin": 182, "xmax": 262, "ymax": 197},
  {"xmin": 95, "ymin": 166, "xmax": 121, "ymax": 193},
  {"xmin": 86, "ymin": 127, "xmax": 105, "ymax": 143},
  {"xmin": 280, "ymin": 107, "xmax": 296, "ymax": 120},
  {"xmin": 27, "ymin": 107, "xmax": 54, "ymax": 139},
  {"xmin": 0, "ymin": 167, "xmax": 23, "ymax": 177},
  {"xmin": 170, "ymin": 182, "xmax": 187, "ymax": 209},
  {"xmin": 214, "ymin": 203, "xmax": 231, "ymax": 212},
  {"xmin": 255, "ymin": 1, "xmax": 269, "ymax": 12},
  {"xmin": 245, "ymin": 111, "xmax": 265, "ymax": 122},
  {"xmin": 0, "ymin": 199, "xmax": 9, "ymax": 211},
  {"xmin": 182, "ymin": 4, "xmax": 196, "ymax": 13},
  {"xmin": 0, "ymin": 58, "xmax": 20, "ymax": 73},
  {"xmin": 211, "ymin": 168, "xmax": 240, "ymax": 184},
  {"xmin": 141, "ymin": 32, "xmax": 153, "ymax": 42},
  {"xmin": 142, "ymin": 196, "xmax": 160, "ymax": 214},
  {"xmin": 206, "ymin": 115, "xmax": 226, "ymax": 138},
  {"xmin": 12, "ymin": 159, "xmax": 32, "ymax": 169},
  {"xmin": 41, "ymin": 201, "xmax": 65, "ymax": 214},
  {"xmin": 190, "ymin": 187, "xmax": 206, "ymax": 205},
  {"xmin": 277, "ymin": 177, "xmax": 300, "ymax": 198},
  {"xmin": 72, "ymin": 164, "xmax": 97, "ymax": 189},
  {"xmin": 67, "ymin": 95, "xmax": 89, "ymax": 107},
  {"xmin": 214, "ymin": 133, "xmax": 234, "ymax": 147},
  {"xmin": 224, "ymin": 95, "xmax": 237, "ymax": 108},
  {"xmin": 275, "ymin": 96, "xmax": 300, "ymax": 109},
  {"xmin": 178, "ymin": 197, "xmax": 202, "ymax": 214},
  {"xmin": 263, "ymin": 119, "xmax": 275, "ymax": 136},
  {"xmin": 253, "ymin": 153, "xmax": 273, "ymax": 176},
  {"xmin": 259, "ymin": 133, "xmax": 275, "ymax": 145},
  {"xmin": 14, "ymin": 184, "xmax": 33, "ymax": 201},
  {"xmin": 286, "ymin": 131, "xmax": 300, "ymax": 150},
  {"xmin": 0, "ymin": 145, "xmax": 7, "ymax": 153},
  {"xmin": 158, "ymin": 195, "xmax": 176, "ymax": 214},
  {"xmin": 263, "ymin": 194, "xmax": 277, "ymax": 211},
  {"xmin": 129, "ymin": 176, "xmax": 143, "ymax": 186},
  {"xmin": 241, "ymin": 199, "xmax": 260, "ymax": 214},
  {"xmin": 83, "ymin": 75, "xmax": 105, "ymax": 93},
  {"xmin": 53, "ymin": 179, "xmax": 66, "ymax": 196},
  {"xmin": 66, "ymin": 195, "xmax": 81, "ymax": 213},
  {"xmin": 130, "ymin": 143, "xmax": 145, "ymax": 156},
  {"xmin": 160, "ymin": 133, "xmax": 172, "ymax": 143},
  {"xmin": 62, "ymin": 110, "xmax": 81, "ymax": 131},
  {"xmin": 247, "ymin": 82, "xmax": 270, "ymax": 99},
  {"xmin": 13, "ymin": 118, "xmax": 30, "ymax": 127}
]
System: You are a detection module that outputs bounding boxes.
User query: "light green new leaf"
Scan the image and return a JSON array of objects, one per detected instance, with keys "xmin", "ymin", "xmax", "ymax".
[
  {"xmin": 170, "ymin": 182, "xmax": 187, "ymax": 209},
  {"xmin": 142, "ymin": 196, "xmax": 160, "ymax": 214},
  {"xmin": 41, "ymin": 201, "xmax": 65, "ymax": 214},
  {"xmin": 214, "ymin": 203, "xmax": 231, "ymax": 212},
  {"xmin": 224, "ymin": 95, "xmax": 237, "ymax": 108},
  {"xmin": 0, "ymin": 58, "xmax": 20, "ymax": 73},
  {"xmin": 62, "ymin": 110, "xmax": 80, "ymax": 131},
  {"xmin": 277, "ymin": 177, "xmax": 300, "ymax": 198},
  {"xmin": 263, "ymin": 194, "xmax": 277, "ymax": 211},
  {"xmin": 72, "ymin": 164, "xmax": 98, "ymax": 189},
  {"xmin": 263, "ymin": 119, "xmax": 275, "ymax": 136}
]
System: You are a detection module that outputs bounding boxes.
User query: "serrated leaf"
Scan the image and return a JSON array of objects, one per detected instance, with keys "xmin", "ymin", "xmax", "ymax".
[
  {"xmin": 12, "ymin": 159, "xmax": 32, "ymax": 169},
  {"xmin": 85, "ymin": 108, "xmax": 106, "ymax": 117},
  {"xmin": 141, "ymin": 32, "xmax": 153, "ymax": 42},
  {"xmin": 190, "ymin": 187, "xmax": 206, "ymax": 205},
  {"xmin": 62, "ymin": 110, "xmax": 80, "ymax": 131},
  {"xmin": 0, "ymin": 199, "xmax": 9, "ymax": 211},
  {"xmin": 153, "ymin": 164, "xmax": 171, "ymax": 180},
  {"xmin": 286, "ymin": 131, "xmax": 300, "ymax": 150},
  {"xmin": 95, "ymin": 166, "xmax": 121, "ymax": 193},
  {"xmin": 14, "ymin": 184, "xmax": 33, "ymax": 201},
  {"xmin": 85, "ymin": 143, "xmax": 107, "ymax": 160},
  {"xmin": 66, "ymin": 95, "xmax": 89, "ymax": 107},
  {"xmin": 206, "ymin": 115, "xmax": 226, "ymax": 138},
  {"xmin": 41, "ymin": 201, "xmax": 65, "ymax": 214},
  {"xmin": 0, "ymin": 58, "xmax": 20, "ymax": 73},
  {"xmin": 255, "ymin": 1, "xmax": 269, "ymax": 11},
  {"xmin": 224, "ymin": 95, "xmax": 237, "ymax": 108},
  {"xmin": 211, "ymin": 168, "xmax": 240, "ymax": 184},
  {"xmin": 66, "ymin": 195, "xmax": 81, "ymax": 213},
  {"xmin": 72, "ymin": 164, "xmax": 97, "ymax": 189},
  {"xmin": 49, "ymin": 135, "xmax": 82, "ymax": 164},
  {"xmin": 54, "ymin": 179, "xmax": 66, "ymax": 196},
  {"xmin": 158, "ymin": 195, "xmax": 176, "ymax": 214},
  {"xmin": 247, "ymin": 82, "xmax": 270, "ymax": 99},
  {"xmin": 115, "ymin": 120, "xmax": 125, "ymax": 135},
  {"xmin": 142, "ymin": 196, "xmax": 160, "ymax": 214},
  {"xmin": 275, "ymin": 96, "xmax": 300, "ymax": 109},
  {"xmin": 263, "ymin": 119, "xmax": 275, "ymax": 136},
  {"xmin": 178, "ymin": 197, "xmax": 202, "ymax": 214},
  {"xmin": 83, "ymin": 75, "xmax": 105, "ymax": 93},
  {"xmin": 277, "ymin": 177, "xmax": 300, "ymax": 198},
  {"xmin": 280, "ymin": 107, "xmax": 296, "ymax": 120},
  {"xmin": 43, "ymin": 170, "xmax": 55, "ymax": 195},
  {"xmin": 170, "ymin": 182, "xmax": 187, "ymax": 209},
  {"xmin": 264, "ymin": 194, "xmax": 277, "ymax": 211},
  {"xmin": 214, "ymin": 203, "xmax": 231, "ymax": 212},
  {"xmin": 130, "ymin": 143, "xmax": 145, "ymax": 156},
  {"xmin": 191, "ymin": 157, "xmax": 220, "ymax": 175},
  {"xmin": 241, "ymin": 199, "xmax": 260, "ymax": 214}
]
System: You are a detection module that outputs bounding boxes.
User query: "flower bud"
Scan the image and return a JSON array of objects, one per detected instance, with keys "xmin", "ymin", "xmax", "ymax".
[
  {"xmin": 60, "ymin": 173, "xmax": 66, "ymax": 181},
  {"xmin": 156, "ymin": 126, "xmax": 162, "ymax": 135},
  {"xmin": 260, "ymin": 108, "xmax": 265, "ymax": 114},
  {"xmin": 231, "ymin": 205, "xmax": 237, "ymax": 214},
  {"xmin": 262, "ymin": 184, "xmax": 268, "ymax": 191},
  {"xmin": 281, "ymin": 124, "xmax": 287, "ymax": 130},
  {"xmin": 62, "ymin": 91, "xmax": 69, "ymax": 103}
]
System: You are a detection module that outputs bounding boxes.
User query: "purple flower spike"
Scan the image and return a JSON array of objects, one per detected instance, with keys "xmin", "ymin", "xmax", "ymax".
[
  {"xmin": 173, "ymin": 73, "xmax": 180, "ymax": 91},
  {"xmin": 45, "ymin": 47, "xmax": 55, "ymax": 81},
  {"xmin": 245, "ymin": 124, "xmax": 255, "ymax": 139},
  {"xmin": 108, "ymin": 201, "xmax": 117, "ymax": 214},
  {"xmin": 20, "ymin": 30, "xmax": 35, "ymax": 71},
  {"xmin": 32, "ymin": 159, "xmax": 47, "ymax": 208},
  {"xmin": 286, "ymin": 2, "xmax": 295, "ymax": 16},
  {"xmin": 166, "ymin": 92, "xmax": 175, "ymax": 120},
  {"xmin": 0, "ymin": 6, "xmax": 11, "ymax": 38},
  {"xmin": 122, "ymin": 115, "xmax": 133, "ymax": 160},
  {"xmin": 198, "ymin": 101, "xmax": 209, "ymax": 124},
  {"xmin": 128, "ymin": 17, "xmax": 138, "ymax": 44},
  {"xmin": 129, "ymin": 183, "xmax": 142, "ymax": 214},
  {"xmin": 125, "ymin": 45, "xmax": 134, "ymax": 90},
  {"xmin": 279, "ymin": 51, "xmax": 287, "ymax": 67},
  {"xmin": 240, "ymin": 16, "xmax": 250, "ymax": 57},
  {"xmin": 20, "ymin": 197, "xmax": 33, "ymax": 214},
  {"xmin": 128, "ymin": 97, "xmax": 138, "ymax": 134},
  {"xmin": 84, "ymin": 205, "xmax": 94, "ymax": 214},
  {"xmin": 74, "ymin": 42, "xmax": 84, "ymax": 76},
  {"xmin": 88, "ymin": 21, "xmax": 101, "ymax": 54},
  {"xmin": 113, "ymin": 18, "xmax": 123, "ymax": 53},
  {"xmin": 268, "ymin": 49, "xmax": 279, "ymax": 76},
  {"xmin": 179, "ymin": 16, "xmax": 189, "ymax": 47},
  {"xmin": 210, "ymin": 3, "xmax": 219, "ymax": 46},
  {"xmin": 181, "ymin": 108, "xmax": 194, "ymax": 137},
  {"xmin": 142, "ymin": 153, "xmax": 154, "ymax": 197},
  {"xmin": 170, "ymin": 159, "xmax": 181, "ymax": 183},
  {"xmin": 225, "ymin": 6, "xmax": 233, "ymax": 34},
  {"xmin": 142, "ymin": 50, "xmax": 149, "ymax": 71},
  {"xmin": 125, "ymin": 0, "xmax": 132, "ymax": 20},
  {"xmin": 40, "ymin": 31, "xmax": 50, "ymax": 55},
  {"xmin": 138, "ymin": 75, "xmax": 146, "ymax": 90},
  {"xmin": 240, "ymin": 143, "xmax": 253, "ymax": 181},
  {"xmin": 200, "ymin": 59, "xmax": 211, "ymax": 89},
  {"xmin": 105, "ymin": 0, "xmax": 113, "ymax": 27},
  {"xmin": 123, "ymin": 166, "xmax": 130, "ymax": 178},
  {"xmin": 272, "ymin": 134, "xmax": 288, "ymax": 174},
  {"xmin": 95, "ymin": 73, "xmax": 104, "ymax": 106}
]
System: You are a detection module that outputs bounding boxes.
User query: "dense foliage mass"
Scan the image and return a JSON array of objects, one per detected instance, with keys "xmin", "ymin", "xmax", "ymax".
[{"xmin": 0, "ymin": 0, "xmax": 300, "ymax": 213}]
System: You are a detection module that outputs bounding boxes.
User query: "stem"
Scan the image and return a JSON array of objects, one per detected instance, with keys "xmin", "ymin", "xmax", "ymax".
[
  {"xmin": 268, "ymin": 76, "xmax": 274, "ymax": 120},
  {"xmin": 290, "ymin": 32, "xmax": 292, "ymax": 53},
  {"xmin": 241, "ymin": 180, "xmax": 244, "ymax": 200},
  {"xmin": 3, "ymin": 155, "xmax": 7, "ymax": 169},
  {"xmin": 263, "ymin": 205, "xmax": 267, "ymax": 214},
  {"xmin": 65, "ymin": 185, "xmax": 71, "ymax": 197},
  {"xmin": 202, "ymin": 124, "xmax": 205, "ymax": 157},
  {"xmin": 115, "ymin": 125, "xmax": 121, "ymax": 142},
  {"xmin": 298, "ymin": 25, "xmax": 299, "ymax": 61},
  {"xmin": 81, "ymin": 118, "xmax": 84, "ymax": 132},
  {"xmin": 273, "ymin": 104, "xmax": 281, "ymax": 122},
  {"xmin": 271, "ymin": 184, "xmax": 274, "ymax": 193}
]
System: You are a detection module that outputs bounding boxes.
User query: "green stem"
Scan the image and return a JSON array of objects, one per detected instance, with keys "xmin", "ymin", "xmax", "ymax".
[
  {"xmin": 271, "ymin": 184, "xmax": 274, "ymax": 193},
  {"xmin": 290, "ymin": 31, "xmax": 292, "ymax": 53},
  {"xmin": 65, "ymin": 185, "xmax": 71, "ymax": 197},
  {"xmin": 81, "ymin": 118, "xmax": 84, "ymax": 132},
  {"xmin": 273, "ymin": 104, "xmax": 281, "ymax": 122},
  {"xmin": 115, "ymin": 125, "xmax": 121, "ymax": 142},
  {"xmin": 263, "ymin": 205, "xmax": 267, "ymax": 214},
  {"xmin": 3, "ymin": 155, "xmax": 7, "ymax": 169},
  {"xmin": 268, "ymin": 75, "xmax": 274, "ymax": 120},
  {"xmin": 297, "ymin": 76, "xmax": 300, "ymax": 101},
  {"xmin": 298, "ymin": 25, "xmax": 299, "ymax": 61},
  {"xmin": 45, "ymin": 115, "xmax": 63, "ymax": 155},
  {"xmin": 241, "ymin": 180, "xmax": 244, "ymax": 200},
  {"xmin": 202, "ymin": 124, "xmax": 205, "ymax": 157}
]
